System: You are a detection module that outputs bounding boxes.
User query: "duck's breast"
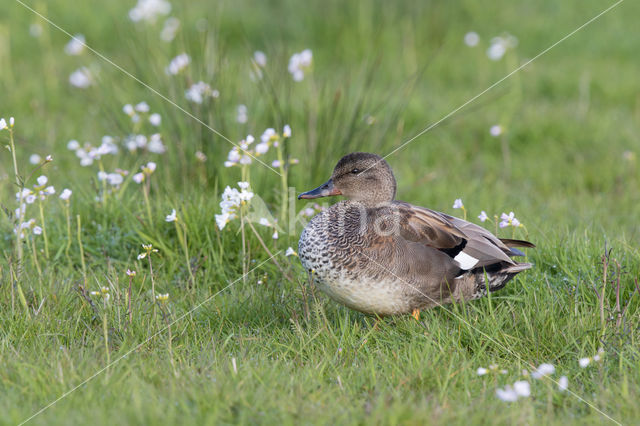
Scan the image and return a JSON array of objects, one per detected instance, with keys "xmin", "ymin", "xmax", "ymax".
[{"xmin": 298, "ymin": 209, "xmax": 413, "ymax": 315}]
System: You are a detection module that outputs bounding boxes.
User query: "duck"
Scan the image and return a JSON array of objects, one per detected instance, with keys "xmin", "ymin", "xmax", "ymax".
[{"xmin": 297, "ymin": 152, "xmax": 534, "ymax": 317}]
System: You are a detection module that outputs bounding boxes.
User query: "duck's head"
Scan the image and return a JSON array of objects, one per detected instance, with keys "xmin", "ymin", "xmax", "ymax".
[{"xmin": 298, "ymin": 152, "xmax": 396, "ymax": 205}]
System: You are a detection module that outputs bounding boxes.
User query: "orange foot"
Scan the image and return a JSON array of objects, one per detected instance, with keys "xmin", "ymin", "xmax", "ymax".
[{"xmin": 412, "ymin": 308, "xmax": 420, "ymax": 321}]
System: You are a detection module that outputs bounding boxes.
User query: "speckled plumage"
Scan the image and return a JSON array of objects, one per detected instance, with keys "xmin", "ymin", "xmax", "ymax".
[{"xmin": 297, "ymin": 152, "xmax": 534, "ymax": 316}]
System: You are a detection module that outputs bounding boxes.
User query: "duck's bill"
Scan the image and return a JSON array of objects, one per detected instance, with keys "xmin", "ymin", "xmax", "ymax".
[{"xmin": 298, "ymin": 179, "xmax": 342, "ymax": 199}]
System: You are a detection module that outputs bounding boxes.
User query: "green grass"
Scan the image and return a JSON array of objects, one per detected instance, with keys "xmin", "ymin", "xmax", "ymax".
[{"xmin": 1, "ymin": 0, "xmax": 640, "ymax": 424}]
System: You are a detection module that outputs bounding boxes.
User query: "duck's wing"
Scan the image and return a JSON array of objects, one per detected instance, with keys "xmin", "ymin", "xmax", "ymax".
[{"xmin": 393, "ymin": 201, "xmax": 531, "ymax": 270}]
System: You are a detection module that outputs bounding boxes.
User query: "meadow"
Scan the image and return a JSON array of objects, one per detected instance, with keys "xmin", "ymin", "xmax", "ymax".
[{"xmin": 1, "ymin": 0, "xmax": 639, "ymax": 424}]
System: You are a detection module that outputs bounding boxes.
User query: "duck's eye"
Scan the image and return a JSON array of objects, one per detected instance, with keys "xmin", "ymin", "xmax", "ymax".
[{"xmin": 351, "ymin": 168, "xmax": 360, "ymax": 174}]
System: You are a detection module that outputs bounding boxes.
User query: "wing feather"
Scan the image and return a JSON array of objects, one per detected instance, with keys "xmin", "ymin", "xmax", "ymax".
[{"xmin": 393, "ymin": 201, "xmax": 532, "ymax": 269}]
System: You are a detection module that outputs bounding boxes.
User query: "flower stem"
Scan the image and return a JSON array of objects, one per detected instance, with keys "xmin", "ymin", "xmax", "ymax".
[
  {"xmin": 98, "ymin": 159, "xmax": 108, "ymax": 206},
  {"xmin": 246, "ymin": 220, "xmax": 292, "ymax": 281},
  {"xmin": 149, "ymin": 256, "xmax": 157, "ymax": 322},
  {"xmin": 8, "ymin": 127, "xmax": 25, "ymax": 279},
  {"xmin": 37, "ymin": 200, "xmax": 50, "ymax": 259},
  {"xmin": 27, "ymin": 233, "xmax": 43, "ymax": 278},
  {"xmin": 64, "ymin": 202, "xmax": 72, "ymax": 263},
  {"xmin": 240, "ymin": 207, "xmax": 247, "ymax": 284},
  {"xmin": 128, "ymin": 276, "xmax": 133, "ymax": 325},
  {"xmin": 142, "ymin": 182, "xmax": 153, "ymax": 226},
  {"xmin": 77, "ymin": 215, "xmax": 87, "ymax": 286},
  {"xmin": 175, "ymin": 221, "xmax": 195, "ymax": 289},
  {"xmin": 103, "ymin": 299, "xmax": 110, "ymax": 365},
  {"xmin": 148, "ymin": 256, "xmax": 156, "ymax": 301},
  {"xmin": 276, "ymin": 143, "xmax": 288, "ymax": 225}
]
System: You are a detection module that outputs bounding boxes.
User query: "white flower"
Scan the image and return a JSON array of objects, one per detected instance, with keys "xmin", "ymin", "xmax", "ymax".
[
  {"xmin": 185, "ymin": 81, "xmax": 216, "ymax": 104},
  {"xmin": 33, "ymin": 226, "xmax": 43, "ymax": 235},
  {"xmin": 69, "ymin": 67, "xmax": 92, "ymax": 88},
  {"xmin": 464, "ymin": 31, "xmax": 479, "ymax": 47},
  {"xmin": 452, "ymin": 198, "xmax": 464, "ymax": 209},
  {"xmin": 135, "ymin": 102, "xmax": 150, "ymax": 113},
  {"xmin": 487, "ymin": 42, "xmax": 506, "ymax": 60},
  {"xmin": 236, "ymin": 104, "xmax": 248, "ymax": 123},
  {"xmin": 255, "ymin": 141, "xmax": 269, "ymax": 155},
  {"xmin": 149, "ymin": 113, "xmax": 161, "ymax": 126},
  {"xmin": 579, "ymin": 357, "xmax": 591, "ymax": 368},
  {"xmin": 160, "ymin": 17, "xmax": 180, "ymax": 42},
  {"xmin": 253, "ymin": 51, "xmax": 267, "ymax": 67},
  {"xmin": 513, "ymin": 380, "xmax": 530, "ymax": 397},
  {"xmin": 558, "ymin": 376, "xmax": 568, "ymax": 391},
  {"xmin": 97, "ymin": 138, "xmax": 118, "ymax": 156},
  {"xmin": 285, "ymin": 247, "xmax": 297, "ymax": 257},
  {"xmin": 0, "ymin": 118, "xmax": 7, "ymax": 130},
  {"xmin": 283, "ymin": 124, "xmax": 292, "ymax": 138},
  {"xmin": 126, "ymin": 269, "xmax": 136, "ymax": 277},
  {"xmin": 133, "ymin": 172, "xmax": 145, "ymax": 184},
  {"xmin": 499, "ymin": 212, "xmax": 521, "ymax": 229},
  {"xmin": 271, "ymin": 160, "xmax": 281, "ymax": 168},
  {"xmin": 44, "ymin": 186, "xmax": 55, "ymax": 195},
  {"xmin": 476, "ymin": 367, "xmax": 488, "ymax": 376},
  {"xmin": 30, "ymin": 23, "xmax": 43, "ymax": 38},
  {"xmin": 531, "ymin": 363, "xmax": 555, "ymax": 379},
  {"xmin": 60, "ymin": 189, "xmax": 72, "ymax": 200},
  {"xmin": 487, "ymin": 34, "xmax": 517, "ymax": 61},
  {"xmin": 165, "ymin": 209, "xmax": 177, "ymax": 222},
  {"xmin": 128, "ymin": 0, "xmax": 171, "ymax": 23},
  {"xmin": 15, "ymin": 204, "xmax": 26, "ymax": 218},
  {"xmin": 288, "ymin": 49, "xmax": 313, "ymax": 81},
  {"xmin": 195, "ymin": 151, "xmax": 207, "ymax": 162},
  {"xmin": 146, "ymin": 162, "xmax": 157, "ymax": 172},
  {"xmin": 215, "ymin": 212, "xmax": 231, "ymax": 230},
  {"xmin": 165, "ymin": 53, "xmax": 190, "ymax": 75},
  {"xmin": 495, "ymin": 386, "xmax": 518, "ymax": 402},
  {"xmin": 258, "ymin": 217, "xmax": 270, "ymax": 227},
  {"xmin": 147, "ymin": 134, "xmax": 166, "ymax": 153},
  {"xmin": 260, "ymin": 128, "xmax": 277, "ymax": 143},
  {"xmin": 238, "ymin": 181, "xmax": 249, "ymax": 190},
  {"xmin": 45, "ymin": 154, "xmax": 52, "ymax": 161},
  {"xmin": 227, "ymin": 147, "xmax": 241, "ymax": 163},
  {"xmin": 64, "ymin": 34, "xmax": 86, "ymax": 55},
  {"xmin": 29, "ymin": 154, "xmax": 42, "ymax": 165},
  {"xmin": 67, "ymin": 140, "xmax": 80, "ymax": 150},
  {"xmin": 478, "ymin": 211, "xmax": 488, "ymax": 222},
  {"xmin": 36, "ymin": 175, "xmax": 48, "ymax": 187},
  {"xmin": 106, "ymin": 173, "xmax": 123, "ymax": 186},
  {"xmin": 272, "ymin": 230, "xmax": 278, "ymax": 239},
  {"xmin": 123, "ymin": 104, "xmax": 135, "ymax": 116},
  {"xmin": 490, "ymin": 125, "xmax": 503, "ymax": 137}
]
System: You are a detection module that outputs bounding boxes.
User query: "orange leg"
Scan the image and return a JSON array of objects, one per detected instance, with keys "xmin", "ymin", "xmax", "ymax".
[{"xmin": 412, "ymin": 308, "xmax": 420, "ymax": 321}]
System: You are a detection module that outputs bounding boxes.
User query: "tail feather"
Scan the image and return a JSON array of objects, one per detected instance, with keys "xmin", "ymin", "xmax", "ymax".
[
  {"xmin": 465, "ymin": 261, "xmax": 532, "ymax": 299},
  {"xmin": 500, "ymin": 238, "xmax": 536, "ymax": 249}
]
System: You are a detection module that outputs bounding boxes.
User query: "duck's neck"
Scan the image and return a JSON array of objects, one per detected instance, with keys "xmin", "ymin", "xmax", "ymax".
[
  {"xmin": 345, "ymin": 197, "xmax": 393, "ymax": 208},
  {"xmin": 349, "ymin": 182, "xmax": 396, "ymax": 207}
]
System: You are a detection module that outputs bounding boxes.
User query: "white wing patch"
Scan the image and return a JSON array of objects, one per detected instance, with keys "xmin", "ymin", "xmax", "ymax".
[{"xmin": 454, "ymin": 251, "xmax": 478, "ymax": 270}]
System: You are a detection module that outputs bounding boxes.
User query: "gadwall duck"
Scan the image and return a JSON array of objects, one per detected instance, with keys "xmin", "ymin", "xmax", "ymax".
[{"xmin": 297, "ymin": 152, "xmax": 534, "ymax": 317}]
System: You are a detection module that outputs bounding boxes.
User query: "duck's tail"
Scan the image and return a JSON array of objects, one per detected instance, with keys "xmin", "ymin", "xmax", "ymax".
[
  {"xmin": 451, "ymin": 261, "xmax": 532, "ymax": 302},
  {"xmin": 472, "ymin": 261, "xmax": 532, "ymax": 298}
]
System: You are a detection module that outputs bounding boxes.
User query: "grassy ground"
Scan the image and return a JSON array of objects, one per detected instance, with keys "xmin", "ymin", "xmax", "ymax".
[{"xmin": 1, "ymin": 0, "xmax": 640, "ymax": 424}]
